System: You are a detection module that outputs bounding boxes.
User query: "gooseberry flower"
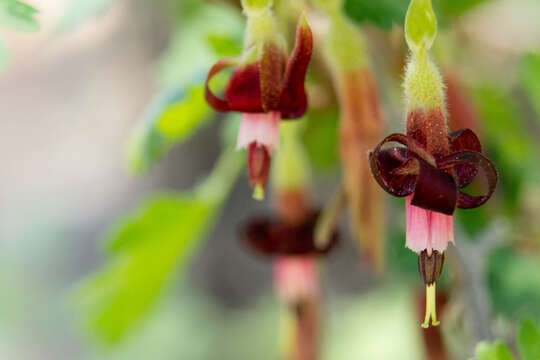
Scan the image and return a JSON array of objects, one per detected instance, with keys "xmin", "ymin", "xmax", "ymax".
[
  {"xmin": 205, "ymin": 0, "xmax": 313, "ymax": 200},
  {"xmin": 369, "ymin": 0, "xmax": 497, "ymax": 328}
]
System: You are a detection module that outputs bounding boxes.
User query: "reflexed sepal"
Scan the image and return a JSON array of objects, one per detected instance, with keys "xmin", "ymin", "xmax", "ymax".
[
  {"xmin": 204, "ymin": 16, "xmax": 313, "ymax": 119},
  {"xmin": 369, "ymin": 129, "xmax": 497, "ymax": 215}
]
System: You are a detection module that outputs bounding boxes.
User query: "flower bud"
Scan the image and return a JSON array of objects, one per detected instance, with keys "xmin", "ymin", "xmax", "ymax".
[
  {"xmin": 417, "ymin": 249, "xmax": 445, "ymax": 285},
  {"xmin": 405, "ymin": 0, "xmax": 437, "ymax": 53}
]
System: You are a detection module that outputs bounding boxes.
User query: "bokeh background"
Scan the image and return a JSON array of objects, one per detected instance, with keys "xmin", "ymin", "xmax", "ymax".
[{"xmin": 1, "ymin": 0, "xmax": 540, "ymax": 359}]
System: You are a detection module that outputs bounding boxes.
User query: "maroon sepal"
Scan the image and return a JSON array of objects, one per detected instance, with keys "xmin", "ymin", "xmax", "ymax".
[
  {"xmin": 369, "ymin": 129, "xmax": 497, "ymax": 215},
  {"xmin": 278, "ymin": 17, "xmax": 313, "ymax": 119},
  {"xmin": 247, "ymin": 142, "xmax": 271, "ymax": 188},
  {"xmin": 204, "ymin": 17, "xmax": 313, "ymax": 119},
  {"xmin": 242, "ymin": 211, "xmax": 339, "ymax": 256}
]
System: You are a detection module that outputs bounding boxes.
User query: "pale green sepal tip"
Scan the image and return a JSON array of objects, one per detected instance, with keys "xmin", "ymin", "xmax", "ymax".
[
  {"xmin": 252, "ymin": 184, "xmax": 265, "ymax": 201},
  {"xmin": 405, "ymin": 0, "xmax": 437, "ymax": 53}
]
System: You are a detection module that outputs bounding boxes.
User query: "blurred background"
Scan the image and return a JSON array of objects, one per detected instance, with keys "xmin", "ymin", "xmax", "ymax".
[{"xmin": 1, "ymin": 0, "xmax": 540, "ymax": 359}]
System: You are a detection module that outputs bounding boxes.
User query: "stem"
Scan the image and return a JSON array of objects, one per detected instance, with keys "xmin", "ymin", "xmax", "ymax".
[{"xmin": 315, "ymin": 186, "xmax": 346, "ymax": 249}]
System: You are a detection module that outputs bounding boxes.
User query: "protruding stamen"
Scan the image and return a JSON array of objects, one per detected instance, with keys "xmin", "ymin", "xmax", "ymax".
[
  {"xmin": 421, "ymin": 283, "xmax": 440, "ymax": 328},
  {"xmin": 253, "ymin": 183, "xmax": 265, "ymax": 200}
]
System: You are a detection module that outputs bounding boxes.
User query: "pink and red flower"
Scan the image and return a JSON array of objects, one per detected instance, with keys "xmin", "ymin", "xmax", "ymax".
[{"xmin": 205, "ymin": 17, "xmax": 313, "ymax": 197}]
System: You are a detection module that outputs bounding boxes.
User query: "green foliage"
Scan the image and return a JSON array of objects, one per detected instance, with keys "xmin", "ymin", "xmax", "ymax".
[
  {"xmin": 75, "ymin": 149, "xmax": 244, "ymax": 345},
  {"xmin": 343, "ymin": 0, "xmax": 493, "ymax": 30},
  {"xmin": 438, "ymin": 0, "xmax": 492, "ymax": 17},
  {"xmin": 56, "ymin": 0, "xmax": 115, "ymax": 32},
  {"xmin": 156, "ymin": 2, "xmax": 243, "ymax": 89},
  {"xmin": 0, "ymin": 0, "xmax": 39, "ymax": 32},
  {"xmin": 472, "ymin": 86, "xmax": 536, "ymax": 213},
  {"xmin": 517, "ymin": 319, "xmax": 540, "ymax": 360},
  {"xmin": 519, "ymin": 52, "xmax": 540, "ymax": 122},
  {"xmin": 471, "ymin": 341, "xmax": 514, "ymax": 360},
  {"xmin": 303, "ymin": 107, "xmax": 339, "ymax": 171},
  {"xmin": 343, "ymin": 0, "xmax": 409, "ymax": 30},
  {"xmin": 128, "ymin": 84, "xmax": 213, "ymax": 174},
  {"xmin": 488, "ymin": 248, "xmax": 540, "ymax": 321}
]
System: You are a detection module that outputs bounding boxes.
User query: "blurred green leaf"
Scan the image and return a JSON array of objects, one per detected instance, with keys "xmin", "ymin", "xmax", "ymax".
[
  {"xmin": 520, "ymin": 52, "xmax": 540, "ymax": 122},
  {"xmin": 472, "ymin": 86, "xmax": 536, "ymax": 213},
  {"xmin": 0, "ymin": 0, "xmax": 38, "ymax": 32},
  {"xmin": 56, "ymin": 0, "xmax": 115, "ymax": 32},
  {"xmin": 517, "ymin": 319, "xmax": 540, "ymax": 360},
  {"xmin": 488, "ymin": 248, "xmax": 540, "ymax": 321},
  {"xmin": 438, "ymin": 0, "xmax": 492, "ymax": 17},
  {"xmin": 75, "ymin": 149, "xmax": 243, "ymax": 345},
  {"xmin": 472, "ymin": 341, "xmax": 514, "ymax": 360},
  {"xmin": 344, "ymin": 0, "xmax": 408, "ymax": 30},
  {"xmin": 303, "ymin": 107, "xmax": 339, "ymax": 171},
  {"xmin": 156, "ymin": 2, "xmax": 243, "ymax": 88},
  {"xmin": 128, "ymin": 84, "xmax": 213, "ymax": 174}
]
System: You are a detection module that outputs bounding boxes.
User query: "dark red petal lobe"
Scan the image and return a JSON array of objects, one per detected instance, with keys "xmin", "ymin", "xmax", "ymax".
[
  {"xmin": 439, "ymin": 151, "xmax": 498, "ymax": 209},
  {"xmin": 247, "ymin": 142, "xmax": 271, "ymax": 188},
  {"xmin": 243, "ymin": 212, "xmax": 338, "ymax": 256},
  {"xmin": 278, "ymin": 16, "xmax": 313, "ymax": 119},
  {"xmin": 205, "ymin": 58, "xmax": 237, "ymax": 112},
  {"xmin": 449, "ymin": 129, "xmax": 482, "ymax": 187},
  {"xmin": 411, "ymin": 160, "xmax": 458, "ymax": 215},
  {"xmin": 369, "ymin": 133, "xmax": 435, "ymax": 197},
  {"xmin": 259, "ymin": 42, "xmax": 285, "ymax": 112},
  {"xmin": 225, "ymin": 63, "xmax": 264, "ymax": 113},
  {"xmin": 370, "ymin": 147, "xmax": 417, "ymax": 197}
]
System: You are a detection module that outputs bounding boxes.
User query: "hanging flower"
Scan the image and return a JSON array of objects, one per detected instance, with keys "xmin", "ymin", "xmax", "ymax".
[
  {"xmin": 242, "ymin": 210, "xmax": 338, "ymax": 304},
  {"xmin": 205, "ymin": 1, "xmax": 313, "ymax": 200},
  {"xmin": 369, "ymin": 0, "xmax": 497, "ymax": 328}
]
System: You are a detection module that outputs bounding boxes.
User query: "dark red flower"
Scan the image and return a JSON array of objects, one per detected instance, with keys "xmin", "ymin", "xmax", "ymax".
[
  {"xmin": 204, "ymin": 16, "xmax": 313, "ymax": 119},
  {"xmin": 369, "ymin": 128, "xmax": 498, "ymax": 215},
  {"xmin": 242, "ymin": 211, "xmax": 338, "ymax": 257}
]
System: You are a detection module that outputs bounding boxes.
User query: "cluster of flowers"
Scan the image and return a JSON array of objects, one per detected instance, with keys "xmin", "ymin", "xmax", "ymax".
[{"xmin": 205, "ymin": 0, "xmax": 497, "ymax": 332}]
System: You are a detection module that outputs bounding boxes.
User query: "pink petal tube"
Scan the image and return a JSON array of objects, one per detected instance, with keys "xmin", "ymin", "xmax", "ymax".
[
  {"xmin": 405, "ymin": 195, "xmax": 454, "ymax": 254},
  {"xmin": 273, "ymin": 256, "xmax": 318, "ymax": 304},
  {"xmin": 236, "ymin": 111, "xmax": 281, "ymax": 151}
]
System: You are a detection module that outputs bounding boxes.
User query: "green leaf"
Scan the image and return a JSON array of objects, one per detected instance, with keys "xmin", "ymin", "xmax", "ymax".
[
  {"xmin": 76, "ymin": 195, "xmax": 215, "ymax": 344},
  {"xmin": 56, "ymin": 0, "xmax": 115, "ymax": 32},
  {"xmin": 127, "ymin": 84, "xmax": 213, "ymax": 174},
  {"xmin": 517, "ymin": 319, "xmax": 540, "ymax": 360},
  {"xmin": 344, "ymin": 0, "xmax": 409, "ymax": 30},
  {"xmin": 0, "ymin": 0, "xmax": 39, "ymax": 32},
  {"xmin": 75, "ymin": 149, "xmax": 243, "ymax": 345},
  {"xmin": 472, "ymin": 341, "xmax": 514, "ymax": 360},
  {"xmin": 438, "ymin": 0, "xmax": 492, "ymax": 17},
  {"xmin": 520, "ymin": 52, "xmax": 540, "ymax": 122}
]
